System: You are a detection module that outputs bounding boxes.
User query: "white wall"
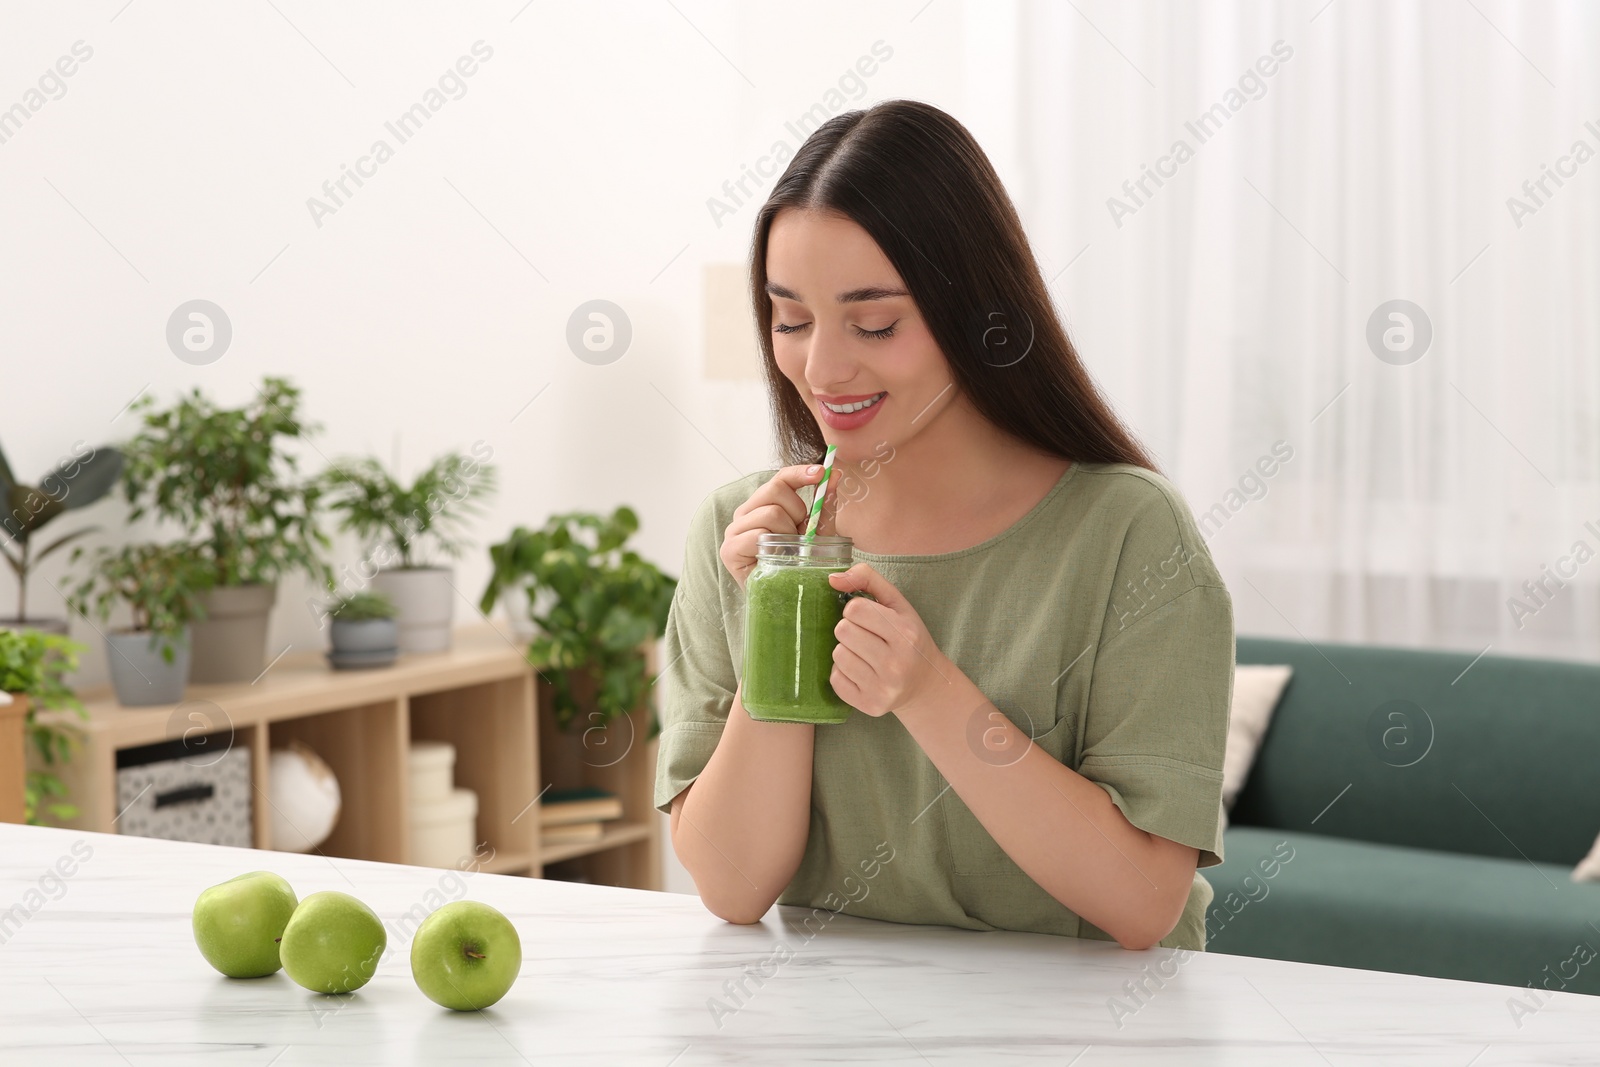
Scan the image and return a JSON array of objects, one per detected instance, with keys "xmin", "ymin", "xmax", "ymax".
[{"xmin": 0, "ymin": 1, "xmax": 998, "ymax": 896}]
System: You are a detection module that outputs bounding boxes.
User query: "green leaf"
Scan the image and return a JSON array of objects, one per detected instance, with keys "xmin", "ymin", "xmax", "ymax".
[
  {"xmin": 596, "ymin": 605, "xmax": 651, "ymax": 652},
  {"xmin": 0, "ymin": 438, "xmax": 17, "ymax": 499},
  {"xmin": 56, "ymin": 446, "xmax": 124, "ymax": 512},
  {"xmin": 321, "ymin": 449, "xmax": 497, "ymax": 570},
  {"xmin": 117, "ymin": 377, "xmax": 327, "ymax": 587},
  {"xmin": 482, "ymin": 505, "xmax": 677, "ymax": 732}
]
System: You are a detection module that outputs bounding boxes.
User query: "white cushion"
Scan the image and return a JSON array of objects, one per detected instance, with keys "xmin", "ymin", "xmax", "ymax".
[
  {"xmin": 1573, "ymin": 834, "xmax": 1600, "ymax": 882},
  {"xmin": 1222, "ymin": 664, "xmax": 1294, "ymax": 814}
]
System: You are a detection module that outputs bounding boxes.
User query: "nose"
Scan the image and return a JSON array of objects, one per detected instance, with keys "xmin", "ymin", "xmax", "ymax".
[{"xmin": 803, "ymin": 329, "xmax": 861, "ymax": 395}]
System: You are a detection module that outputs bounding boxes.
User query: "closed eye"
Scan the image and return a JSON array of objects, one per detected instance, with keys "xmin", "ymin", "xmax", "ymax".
[{"xmin": 773, "ymin": 320, "xmax": 898, "ymax": 338}]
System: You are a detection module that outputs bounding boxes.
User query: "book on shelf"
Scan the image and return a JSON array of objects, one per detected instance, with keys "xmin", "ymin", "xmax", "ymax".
[
  {"xmin": 539, "ymin": 786, "xmax": 623, "ymax": 827},
  {"xmin": 541, "ymin": 820, "xmax": 607, "ymax": 844}
]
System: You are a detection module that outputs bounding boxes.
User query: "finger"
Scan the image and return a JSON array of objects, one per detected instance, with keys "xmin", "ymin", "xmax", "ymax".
[
  {"xmin": 722, "ymin": 505, "xmax": 802, "ymax": 575},
  {"xmin": 725, "ymin": 502, "xmax": 797, "ymax": 540},
  {"xmin": 827, "ymin": 562, "xmax": 905, "ymax": 610},
  {"xmin": 734, "ymin": 464, "xmax": 828, "ymax": 531},
  {"xmin": 722, "ymin": 528, "xmax": 775, "ymax": 578},
  {"xmin": 835, "ymin": 614, "xmax": 890, "ymax": 658},
  {"xmin": 832, "ymin": 640, "xmax": 880, "ymax": 685},
  {"xmin": 843, "ymin": 587, "xmax": 928, "ymax": 653},
  {"xmin": 844, "ymin": 594, "xmax": 905, "ymax": 648},
  {"xmin": 828, "ymin": 662, "xmax": 861, "ymax": 704},
  {"xmin": 829, "ymin": 565, "xmax": 911, "ymax": 645}
]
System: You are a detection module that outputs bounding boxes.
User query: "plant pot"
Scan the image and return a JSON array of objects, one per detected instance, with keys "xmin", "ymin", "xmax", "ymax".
[
  {"xmin": 370, "ymin": 567, "xmax": 454, "ymax": 654},
  {"xmin": 190, "ymin": 584, "xmax": 277, "ymax": 684},
  {"xmin": 500, "ymin": 585, "xmax": 537, "ymax": 643},
  {"xmin": 537, "ymin": 667, "xmax": 642, "ymax": 791},
  {"xmin": 539, "ymin": 705, "xmax": 589, "ymax": 793},
  {"xmin": 330, "ymin": 618, "xmax": 399, "ymax": 654},
  {"xmin": 327, "ymin": 618, "xmax": 399, "ymax": 669},
  {"xmin": 0, "ymin": 617, "xmax": 70, "ymax": 637},
  {"xmin": 105, "ymin": 627, "xmax": 191, "ymax": 707}
]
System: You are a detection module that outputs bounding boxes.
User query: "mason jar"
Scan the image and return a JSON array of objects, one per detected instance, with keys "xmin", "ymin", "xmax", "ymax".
[{"xmin": 741, "ymin": 533, "xmax": 859, "ymax": 724}]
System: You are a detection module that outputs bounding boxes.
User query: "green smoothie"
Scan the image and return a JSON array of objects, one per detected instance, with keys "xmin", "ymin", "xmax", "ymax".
[{"xmin": 742, "ymin": 560, "xmax": 854, "ymax": 724}]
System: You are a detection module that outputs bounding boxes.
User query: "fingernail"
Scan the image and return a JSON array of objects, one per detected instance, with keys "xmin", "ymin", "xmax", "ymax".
[{"xmin": 807, "ymin": 465, "xmax": 820, "ymax": 475}]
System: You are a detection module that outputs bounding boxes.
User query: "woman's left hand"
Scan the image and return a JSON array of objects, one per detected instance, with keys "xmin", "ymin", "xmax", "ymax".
[{"xmin": 826, "ymin": 563, "xmax": 954, "ymax": 721}]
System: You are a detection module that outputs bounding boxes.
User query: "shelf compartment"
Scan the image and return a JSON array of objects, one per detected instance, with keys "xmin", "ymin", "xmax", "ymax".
[
  {"xmin": 478, "ymin": 850, "xmax": 535, "ymax": 874},
  {"xmin": 268, "ymin": 698, "xmax": 406, "ymax": 864},
  {"xmin": 409, "ymin": 675, "xmax": 538, "ymax": 870},
  {"xmin": 532, "ymin": 658, "xmax": 660, "ymax": 888},
  {"xmin": 538, "ymin": 820, "xmax": 652, "ymax": 865}
]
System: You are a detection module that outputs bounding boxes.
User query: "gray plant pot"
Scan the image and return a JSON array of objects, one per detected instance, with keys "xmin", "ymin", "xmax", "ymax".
[
  {"xmin": 190, "ymin": 584, "xmax": 277, "ymax": 684},
  {"xmin": 106, "ymin": 627, "xmax": 191, "ymax": 707},
  {"xmin": 370, "ymin": 568, "xmax": 453, "ymax": 654},
  {"xmin": 330, "ymin": 617, "xmax": 399, "ymax": 654}
]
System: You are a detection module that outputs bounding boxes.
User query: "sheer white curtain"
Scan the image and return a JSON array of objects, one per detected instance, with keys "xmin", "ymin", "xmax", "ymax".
[{"xmin": 1004, "ymin": 0, "xmax": 1600, "ymax": 661}]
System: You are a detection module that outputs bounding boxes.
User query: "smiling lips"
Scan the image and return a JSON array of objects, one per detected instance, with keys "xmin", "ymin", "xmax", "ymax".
[
  {"xmin": 816, "ymin": 391, "xmax": 887, "ymax": 429},
  {"xmin": 818, "ymin": 391, "xmax": 886, "ymax": 413}
]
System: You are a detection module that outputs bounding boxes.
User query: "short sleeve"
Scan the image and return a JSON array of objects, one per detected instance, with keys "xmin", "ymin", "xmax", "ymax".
[
  {"xmin": 652, "ymin": 490, "xmax": 740, "ymax": 815},
  {"xmin": 1077, "ymin": 483, "xmax": 1234, "ymax": 869}
]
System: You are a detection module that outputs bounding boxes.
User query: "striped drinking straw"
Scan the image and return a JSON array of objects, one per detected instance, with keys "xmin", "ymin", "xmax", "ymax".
[{"xmin": 802, "ymin": 444, "xmax": 838, "ymax": 553}]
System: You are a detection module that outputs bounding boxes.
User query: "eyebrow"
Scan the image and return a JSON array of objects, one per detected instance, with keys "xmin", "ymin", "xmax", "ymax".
[{"xmin": 765, "ymin": 282, "xmax": 910, "ymax": 304}]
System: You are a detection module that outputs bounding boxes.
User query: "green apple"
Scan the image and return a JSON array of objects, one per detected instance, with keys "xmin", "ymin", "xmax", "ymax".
[
  {"xmin": 192, "ymin": 871, "xmax": 299, "ymax": 978},
  {"xmin": 279, "ymin": 890, "xmax": 388, "ymax": 994},
  {"xmin": 410, "ymin": 900, "xmax": 522, "ymax": 1010}
]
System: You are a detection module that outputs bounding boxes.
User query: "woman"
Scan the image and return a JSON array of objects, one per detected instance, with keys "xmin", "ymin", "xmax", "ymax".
[{"xmin": 654, "ymin": 100, "xmax": 1233, "ymax": 951}]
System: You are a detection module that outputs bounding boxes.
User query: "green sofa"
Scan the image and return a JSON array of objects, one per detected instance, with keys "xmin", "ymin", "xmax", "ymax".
[{"xmin": 1206, "ymin": 636, "xmax": 1600, "ymax": 996}]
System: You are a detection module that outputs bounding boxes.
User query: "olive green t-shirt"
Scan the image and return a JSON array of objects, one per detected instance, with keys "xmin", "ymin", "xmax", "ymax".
[{"xmin": 653, "ymin": 461, "xmax": 1234, "ymax": 950}]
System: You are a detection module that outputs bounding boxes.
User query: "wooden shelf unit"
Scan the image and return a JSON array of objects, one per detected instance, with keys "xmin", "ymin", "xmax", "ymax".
[{"xmin": 37, "ymin": 625, "xmax": 661, "ymax": 890}]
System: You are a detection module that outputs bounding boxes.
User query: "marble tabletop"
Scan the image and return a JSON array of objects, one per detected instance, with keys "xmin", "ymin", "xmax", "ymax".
[{"xmin": 0, "ymin": 825, "xmax": 1594, "ymax": 1065}]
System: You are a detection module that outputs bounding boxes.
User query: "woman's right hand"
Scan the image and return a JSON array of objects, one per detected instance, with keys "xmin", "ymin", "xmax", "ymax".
[{"xmin": 720, "ymin": 464, "xmax": 828, "ymax": 590}]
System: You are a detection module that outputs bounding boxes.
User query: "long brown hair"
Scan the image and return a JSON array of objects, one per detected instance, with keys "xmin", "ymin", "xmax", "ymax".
[{"xmin": 749, "ymin": 99, "xmax": 1157, "ymax": 472}]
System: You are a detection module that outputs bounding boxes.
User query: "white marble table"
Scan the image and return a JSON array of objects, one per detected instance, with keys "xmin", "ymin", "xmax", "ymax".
[{"xmin": 0, "ymin": 825, "xmax": 1594, "ymax": 1065}]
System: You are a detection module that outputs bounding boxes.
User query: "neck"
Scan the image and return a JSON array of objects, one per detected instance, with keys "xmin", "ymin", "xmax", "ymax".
[{"xmin": 830, "ymin": 394, "xmax": 1068, "ymax": 552}]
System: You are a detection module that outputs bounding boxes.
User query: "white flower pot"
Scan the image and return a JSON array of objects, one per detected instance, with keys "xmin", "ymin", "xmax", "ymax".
[{"xmin": 501, "ymin": 584, "xmax": 538, "ymax": 643}]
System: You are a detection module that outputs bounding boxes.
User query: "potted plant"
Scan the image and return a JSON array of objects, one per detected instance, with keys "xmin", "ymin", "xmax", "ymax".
[
  {"xmin": 0, "ymin": 438, "xmax": 124, "ymax": 634},
  {"xmin": 119, "ymin": 377, "xmax": 329, "ymax": 683},
  {"xmin": 0, "ymin": 626, "xmax": 86, "ymax": 824},
  {"xmin": 322, "ymin": 590, "xmax": 399, "ymax": 670},
  {"xmin": 67, "ymin": 542, "xmax": 211, "ymax": 706},
  {"xmin": 478, "ymin": 507, "xmax": 676, "ymax": 761},
  {"xmin": 321, "ymin": 448, "xmax": 496, "ymax": 654}
]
